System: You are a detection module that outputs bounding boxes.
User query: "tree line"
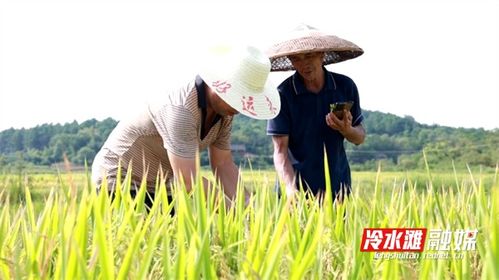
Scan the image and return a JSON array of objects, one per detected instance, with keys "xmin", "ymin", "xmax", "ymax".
[{"xmin": 0, "ymin": 111, "xmax": 497, "ymax": 172}]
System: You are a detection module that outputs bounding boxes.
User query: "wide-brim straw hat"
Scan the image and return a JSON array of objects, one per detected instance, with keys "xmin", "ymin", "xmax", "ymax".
[
  {"xmin": 267, "ymin": 24, "xmax": 364, "ymax": 71},
  {"xmin": 199, "ymin": 44, "xmax": 280, "ymax": 120}
]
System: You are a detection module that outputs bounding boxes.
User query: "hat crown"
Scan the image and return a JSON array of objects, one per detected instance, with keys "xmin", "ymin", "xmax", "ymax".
[
  {"xmin": 232, "ymin": 46, "xmax": 271, "ymax": 92},
  {"xmin": 289, "ymin": 24, "xmax": 326, "ymax": 41},
  {"xmin": 293, "ymin": 23, "xmax": 318, "ymax": 32},
  {"xmin": 266, "ymin": 23, "xmax": 364, "ymax": 71},
  {"xmin": 200, "ymin": 44, "xmax": 280, "ymax": 120}
]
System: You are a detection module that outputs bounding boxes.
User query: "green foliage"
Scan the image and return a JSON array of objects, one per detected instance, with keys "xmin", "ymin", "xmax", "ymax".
[
  {"xmin": 347, "ymin": 111, "xmax": 499, "ymax": 170},
  {"xmin": 0, "ymin": 112, "xmax": 498, "ymax": 171},
  {"xmin": 0, "ymin": 118, "xmax": 117, "ymax": 169},
  {"xmin": 230, "ymin": 115, "xmax": 273, "ymax": 168}
]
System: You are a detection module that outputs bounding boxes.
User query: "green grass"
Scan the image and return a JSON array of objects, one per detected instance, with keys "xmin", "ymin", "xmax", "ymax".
[{"xmin": 0, "ymin": 166, "xmax": 497, "ymax": 279}]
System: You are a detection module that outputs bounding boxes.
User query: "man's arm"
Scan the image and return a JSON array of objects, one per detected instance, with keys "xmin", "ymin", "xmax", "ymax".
[
  {"xmin": 167, "ymin": 151, "xmax": 210, "ymax": 192},
  {"xmin": 326, "ymin": 110, "xmax": 366, "ymax": 145},
  {"xmin": 343, "ymin": 123, "xmax": 366, "ymax": 145},
  {"xmin": 271, "ymin": 135, "xmax": 297, "ymax": 198},
  {"xmin": 208, "ymin": 145, "xmax": 240, "ymax": 200}
]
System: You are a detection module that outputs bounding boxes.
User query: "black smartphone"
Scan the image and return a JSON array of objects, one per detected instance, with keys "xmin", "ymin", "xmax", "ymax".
[{"xmin": 330, "ymin": 101, "xmax": 354, "ymax": 119}]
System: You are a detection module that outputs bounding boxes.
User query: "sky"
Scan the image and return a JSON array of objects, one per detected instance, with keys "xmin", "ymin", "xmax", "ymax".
[{"xmin": 1, "ymin": 0, "xmax": 498, "ymax": 132}]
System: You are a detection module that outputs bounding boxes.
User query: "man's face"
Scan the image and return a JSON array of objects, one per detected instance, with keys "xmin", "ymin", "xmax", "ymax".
[
  {"xmin": 207, "ymin": 86, "xmax": 239, "ymax": 116},
  {"xmin": 288, "ymin": 52, "xmax": 325, "ymax": 81}
]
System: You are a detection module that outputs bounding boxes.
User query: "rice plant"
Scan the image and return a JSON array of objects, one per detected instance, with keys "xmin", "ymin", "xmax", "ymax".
[{"xmin": 0, "ymin": 163, "xmax": 497, "ymax": 279}]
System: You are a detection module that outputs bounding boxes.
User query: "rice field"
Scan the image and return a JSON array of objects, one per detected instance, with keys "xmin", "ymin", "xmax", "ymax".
[{"xmin": 0, "ymin": 165, "xmax": 497, "ymax": 279}]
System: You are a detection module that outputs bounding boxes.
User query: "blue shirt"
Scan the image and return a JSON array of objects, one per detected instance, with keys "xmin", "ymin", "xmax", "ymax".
[{"xmin": 267, "ymin": 68, "xmax": 363, "ymax": 195}]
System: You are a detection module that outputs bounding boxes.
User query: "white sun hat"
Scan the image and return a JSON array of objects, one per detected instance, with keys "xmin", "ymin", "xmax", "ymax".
[
  {"xmin": 267, "ymin": 23, "xmax": 364, "ymax": 71},
  {"xmin": 199, "ymin": 44, "xmax": 280, "ymax": 120}
]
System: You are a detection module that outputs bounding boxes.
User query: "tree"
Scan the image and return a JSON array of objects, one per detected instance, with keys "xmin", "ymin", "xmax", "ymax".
[
  {"xmin": 0, "ymin": 112, "xmax": 498, "ymax": 170},
  {"xmin": 76, "ymin": 147, "xmax": 96, "ymax": 165}
]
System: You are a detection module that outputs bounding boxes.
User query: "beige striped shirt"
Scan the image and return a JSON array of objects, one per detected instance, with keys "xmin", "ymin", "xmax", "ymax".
[{"xmin": 91, "ymin": 77, "xmax": 233, "ymax": 192}]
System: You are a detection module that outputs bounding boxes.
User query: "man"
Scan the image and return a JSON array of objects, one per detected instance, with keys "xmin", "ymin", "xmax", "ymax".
[
  {"xmin": 266, "ymin": 24, "xmax": 365, "ymax": 201},
  {"xmin": 91, "ymin": 44, "xmax": 280, "ymax": 209}
]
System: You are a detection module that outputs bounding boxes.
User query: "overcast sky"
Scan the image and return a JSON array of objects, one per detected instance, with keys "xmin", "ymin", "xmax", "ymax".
[{"xmin": 1, "ymin": 0, "xmax": 498, "ymax": 132}]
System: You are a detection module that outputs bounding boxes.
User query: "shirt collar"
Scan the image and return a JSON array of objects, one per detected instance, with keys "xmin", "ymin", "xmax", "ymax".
[
  {"xmin": 195, "ymin": 75, "xmax": 222, "ymax": 138},
  {"xmin": 291, "ymin": 67, "xmax": 337, "ymax": 95},
  {"xmin": 195, "ymin": 75, "xmax": 207, "ymax": 109}
]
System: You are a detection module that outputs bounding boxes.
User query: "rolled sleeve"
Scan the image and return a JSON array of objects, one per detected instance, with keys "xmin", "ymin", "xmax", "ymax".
[
  {"xmin": 267, "ymin": 95, "xmax": 290, "ymax": 135},
  {"xmin": 150, "ymin": 104, "xmax": 198, "ymax": 158}
]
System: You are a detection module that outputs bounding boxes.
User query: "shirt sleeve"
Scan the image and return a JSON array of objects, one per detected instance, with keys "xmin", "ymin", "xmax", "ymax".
[
  {"xmin": 150, "ymin": 104, "xmax": 198, "ymax": 158},
  {"xmin": 350, "ymin": 81, "xmax": 364, "ymax": 127},
  {"xmin": 266, "ymin": 91, "xmax": 290, "ymax": 135}
]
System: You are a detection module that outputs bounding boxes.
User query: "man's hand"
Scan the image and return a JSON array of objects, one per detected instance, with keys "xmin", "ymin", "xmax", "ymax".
[
  {"xmin": 326, "ymin": 109, "xmax": 353, "ymax": 134},
  {"xmin": 286, "ymin": 185, "xmax": 298, "ymax": 200},
  {"xmin": 284, "ymin": 185, "xmax": 298, "ymax": 210},
  {"xmin": 326, "ymin": 110, "xmax": 366, "ymax": 145}
]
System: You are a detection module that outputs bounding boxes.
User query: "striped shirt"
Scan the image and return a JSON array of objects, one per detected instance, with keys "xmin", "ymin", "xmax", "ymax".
[{"xmin": 91, "ymin": 76, "xmax": 233, "ymax": 192}]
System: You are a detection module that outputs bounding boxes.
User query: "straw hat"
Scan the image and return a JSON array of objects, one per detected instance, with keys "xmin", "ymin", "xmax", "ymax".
[
  {"xmin": 199, "ymin": 44, "xmax": 280, "ymax": 120},
  {"xmin": 267, "ymin": 24, "xmax": 364, "ymax": 71}
]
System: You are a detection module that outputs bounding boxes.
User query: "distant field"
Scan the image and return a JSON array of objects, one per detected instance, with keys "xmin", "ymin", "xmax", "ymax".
[
  {"xmin": 1, "ymin": 168, "xmax": 496, "ymax": 204},
  {"xmin": 0, "ymin": 168, "xmax": 497, "ymax": 279}
]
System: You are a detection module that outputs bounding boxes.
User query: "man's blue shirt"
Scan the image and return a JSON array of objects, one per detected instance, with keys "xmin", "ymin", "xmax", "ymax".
[{"xmin": 267, "ymin": 68, "xmax": 363, "ymax": 195}]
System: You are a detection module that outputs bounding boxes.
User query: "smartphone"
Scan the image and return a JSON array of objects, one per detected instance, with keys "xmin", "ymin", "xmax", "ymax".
[{"xmin": 330, "ymin": 101, "xmax": 354, "ymax": 119}]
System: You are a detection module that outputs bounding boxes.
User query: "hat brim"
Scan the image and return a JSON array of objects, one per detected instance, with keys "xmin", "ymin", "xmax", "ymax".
[
  {"xmin": 267, "ymin": 34, "xmax": 364, "ymax": 71},
  {"xmin": 200, "ymin": 73, "xmax": 281, "ymax": 120}
]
